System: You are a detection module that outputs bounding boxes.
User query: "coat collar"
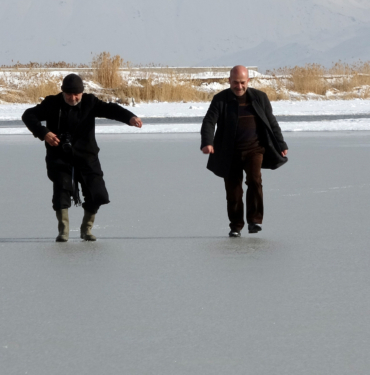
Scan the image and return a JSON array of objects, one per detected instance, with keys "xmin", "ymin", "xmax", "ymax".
[
  {"xmin": 226, "ymin": 88, "xmax": 236, "ymax": 102},
  {"xmin": 226, "ymin": 87, "xmax": 256, "ymax": 102},
  {"xmin": 246, "ymin": 88, "xmax": 257, "ymax": 102}
]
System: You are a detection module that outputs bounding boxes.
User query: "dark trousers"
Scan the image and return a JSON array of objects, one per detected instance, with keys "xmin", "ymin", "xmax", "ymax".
[
  {"xmin": 52, "ymin": 173, "xmax": 108, "ymax": 214},
  {"xmin": 224, "ymin": 148, "xmax": 264, "ymax": 231}
]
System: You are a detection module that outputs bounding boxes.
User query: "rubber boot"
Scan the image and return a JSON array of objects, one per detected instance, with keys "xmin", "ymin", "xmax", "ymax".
[
  {"xmin": 56, "ymin": 209, "xmax": 69, "ymax": 242},
  {"xmin": 80, "ymin": 210, "xmax": 97, "ymax": 241}
]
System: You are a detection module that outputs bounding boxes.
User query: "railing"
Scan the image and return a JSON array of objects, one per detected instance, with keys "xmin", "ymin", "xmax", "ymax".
[{"xmin": 0, "ymin": 66, "xmax": 259, "ymax": 73}]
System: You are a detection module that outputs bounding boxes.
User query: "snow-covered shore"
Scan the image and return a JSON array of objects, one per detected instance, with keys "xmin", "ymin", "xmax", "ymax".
[
  {"xmin": 1, "ymin": 99, "xmax": 370, "ymax": 134},
  {"xmin": 2, "ymin": 99, "xmax": 370, "ymax": 119}
]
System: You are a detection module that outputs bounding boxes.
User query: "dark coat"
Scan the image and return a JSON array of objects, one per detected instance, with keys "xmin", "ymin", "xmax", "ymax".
[
  {"xmin": 200, "ymin": 87, "xmax": 288, "ymax": 178},
  {"xmin": 22, "ymin": 93, "xmax": 136, "ymax": 201}
]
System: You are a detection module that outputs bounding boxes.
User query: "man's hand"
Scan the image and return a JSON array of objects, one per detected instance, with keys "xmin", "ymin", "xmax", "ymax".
[
  {"xmin": 281, "ymin": 150, "xmax": 288, "ymax": 157},
  {"xmin": 202, "ymin": 145, "xmax": 214, "ymax": 154},
  {"xmin": 129, "ymin": 116, "xmax": 143, "ymax": 128},
  {"xmin": 44, "ymin": 132, "xmax": 60, "ymax": 147}
]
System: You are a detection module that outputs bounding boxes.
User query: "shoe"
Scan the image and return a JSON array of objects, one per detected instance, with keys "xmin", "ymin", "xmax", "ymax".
[
  {"xmin": 55, "ymin": 209, "xmax": 69, "ymax": 242},
  {"xmin": 80, "ymin": 210, "xmax": 97, "ymax": 241},
  {"xmin": 248, "ymin": 223, "xmax": 262, "ymax": 234},
  {"xmin": 229, "ymin": 230, "xmax": 241, "ymax": 237}
]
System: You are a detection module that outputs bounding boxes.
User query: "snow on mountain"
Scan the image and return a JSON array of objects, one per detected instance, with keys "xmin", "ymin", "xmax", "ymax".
[{"xmin": 1, "ymin": 0, "xmax": 370, "ymax": 71}]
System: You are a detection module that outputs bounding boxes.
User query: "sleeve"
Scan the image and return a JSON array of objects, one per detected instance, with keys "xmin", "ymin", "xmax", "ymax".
[
  {"xmin": 200, "ymin": 96, "xmax": 220, "ymax": 149},
  {"xmin": 21, "ymin": 97, "xmax": 52, "ymax": 141},
  {"xmin": 93, "ymin": 97, "xmax": 136, "ymax": 125},
  {"xmin": 263, "ymin": 93, "xmax": 288, "ymax": 150}
]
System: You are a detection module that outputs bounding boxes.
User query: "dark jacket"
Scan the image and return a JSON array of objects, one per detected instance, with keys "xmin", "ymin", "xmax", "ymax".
[
  {"xmin": 201, "ymin": 87, "xmax": 288, "ymax": 178},
  {"xmin": 22, "ymin": 93, "xmax": 136, "ymax": 191}
]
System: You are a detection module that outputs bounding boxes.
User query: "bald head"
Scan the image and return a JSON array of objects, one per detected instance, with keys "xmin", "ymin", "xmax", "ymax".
[
  {"xmin": 229, "ymin": 65, "xmax": 250, "ymax": 96},
  {"xmin": 230, "ymin": 65, "xmax": 249, "ymax": 78}
]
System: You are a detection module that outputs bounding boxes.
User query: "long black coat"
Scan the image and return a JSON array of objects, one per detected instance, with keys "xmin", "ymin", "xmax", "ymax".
[
  {"xmin": 22, "ymin": 93, "xmax": 136, "ymax": 202},
  {"xmin": 201, "ymin": 88, "xmax": 288, "ymax": 178}
]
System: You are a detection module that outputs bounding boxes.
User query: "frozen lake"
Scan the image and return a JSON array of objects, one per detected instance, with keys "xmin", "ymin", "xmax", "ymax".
[
  {"xmin": 1, "ymin": 132, "xmax": 370, "ymax": 374},
  {"xmin": 2, "ymin": 113, "xmax": 370, "ymax": 127},
  {"xmin": 2, "ymin": 99, "xmax": 370, "ymax": 133}
]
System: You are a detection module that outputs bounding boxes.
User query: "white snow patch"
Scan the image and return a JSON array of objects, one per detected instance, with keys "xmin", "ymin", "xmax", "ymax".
[
  {"xmin": 198, "ymin": 82, "xmax": 229, "ymax": 93},
  {"xmin": 0, "ymin": 104, "xmax": 34, "ymax": 120},
  {"xmin": 2, "ymin": 99, "xmax": 370, "ymax": 121}
]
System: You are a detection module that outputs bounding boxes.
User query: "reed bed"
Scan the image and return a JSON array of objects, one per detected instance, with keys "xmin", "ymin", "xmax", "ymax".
[
  {"xmin": 0, "ymin": 70, "xmax": 60, "ymax": 103},
  {"xmin": 264, "ymin": 61, "xmax": 370, "ymax": 99},
  {"xmin": 91, "ymin": 52, "xmax": 125, "ymax": 89},
  {"xmin": 1, "ymin": 55, "xmax": 370, "ymax": 103}
]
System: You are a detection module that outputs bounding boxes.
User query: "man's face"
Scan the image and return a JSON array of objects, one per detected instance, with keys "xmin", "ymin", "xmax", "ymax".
[
  {"xmin": 63, "ymin": 92, "xmax": 83, "ymax": 106},
  {"xmin": 229, "ymin": 71, "xmax": 250, "ymax": 97}
]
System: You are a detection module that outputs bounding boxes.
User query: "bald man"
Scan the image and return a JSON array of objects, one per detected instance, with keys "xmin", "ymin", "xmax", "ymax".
[{"xmin": 201, "ymin": 65, "xmax": 288, "ymax": 237}]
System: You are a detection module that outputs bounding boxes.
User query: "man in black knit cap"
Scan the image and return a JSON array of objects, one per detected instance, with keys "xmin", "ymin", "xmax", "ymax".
[
  {"xmin": 22, "ymin": 73, "xmax": 143, "ymax": 242},
  {"xmin": 201, "ymin": 66, "xmax": 288, "ymax": 237}
]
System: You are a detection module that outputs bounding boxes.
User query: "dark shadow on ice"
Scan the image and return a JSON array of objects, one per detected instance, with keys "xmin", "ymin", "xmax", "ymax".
[
  {"xmin": 0, "ymin": 238, "xmax": 81, "ymax": 243},
  {"xmin": 98, "ymin": 236, "xmax": 227, "ymax": 240},
  {"xmin": 0, "ymin": 236, "xmax": 230, "ymax": 243},
  {"xmin": 0, "ymin": 238, "xmax": 59, "ymax": 243},
  {"xmin": 0, "ymin": 237, "xmax": 276, "ymax": 250}
]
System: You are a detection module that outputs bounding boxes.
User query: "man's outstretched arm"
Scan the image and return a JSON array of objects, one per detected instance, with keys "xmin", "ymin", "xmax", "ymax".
[{"xmin": 94, "ymin": 97, "xmax": 142, "ymax": 127}]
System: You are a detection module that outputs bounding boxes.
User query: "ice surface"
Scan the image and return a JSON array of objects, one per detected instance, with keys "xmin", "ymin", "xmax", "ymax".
[{"xmin": 1, "ymin": 132, "xmax": 370, "ymax": 375}]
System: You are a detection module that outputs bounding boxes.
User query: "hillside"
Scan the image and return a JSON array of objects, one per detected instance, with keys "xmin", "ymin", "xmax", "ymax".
[{"xmin": 1, "ymin": 0, "xmax": 370, "ymax": 71}]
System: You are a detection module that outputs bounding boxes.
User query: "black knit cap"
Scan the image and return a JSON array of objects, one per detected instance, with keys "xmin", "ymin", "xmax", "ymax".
[{"xmin": 61, "ymin": 74, "xmax": 84, "ymax": 94}]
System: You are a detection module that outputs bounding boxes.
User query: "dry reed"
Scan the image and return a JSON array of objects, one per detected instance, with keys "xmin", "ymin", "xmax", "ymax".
[
  {"xmin": 90, "ymin": 62, "xmax": 214, "ymax": 102},
  {"xmin": 0, "ymin": 70, "xmax": 60, "ymax": 103},
  {"xmin": 116, "ymin": 75, "xmax": 213, "ymax": 102},
  {"xmin": 23, "ymin": 80, "xmax": 60, "ymax": 103},
  {"xmin": 264, "ymin": 61, "xmax": 370, "ymax": 99},
  {"xmin": 2, "ymin": 57, "xmax": 370, "ymax": 103},
  {"xmin": 1, "ymin": 61, "xmax": 88, "ymax": 68},
  {"xmin": 91, "ymin": 52, "xmax": 124, "ymax": 88}
]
